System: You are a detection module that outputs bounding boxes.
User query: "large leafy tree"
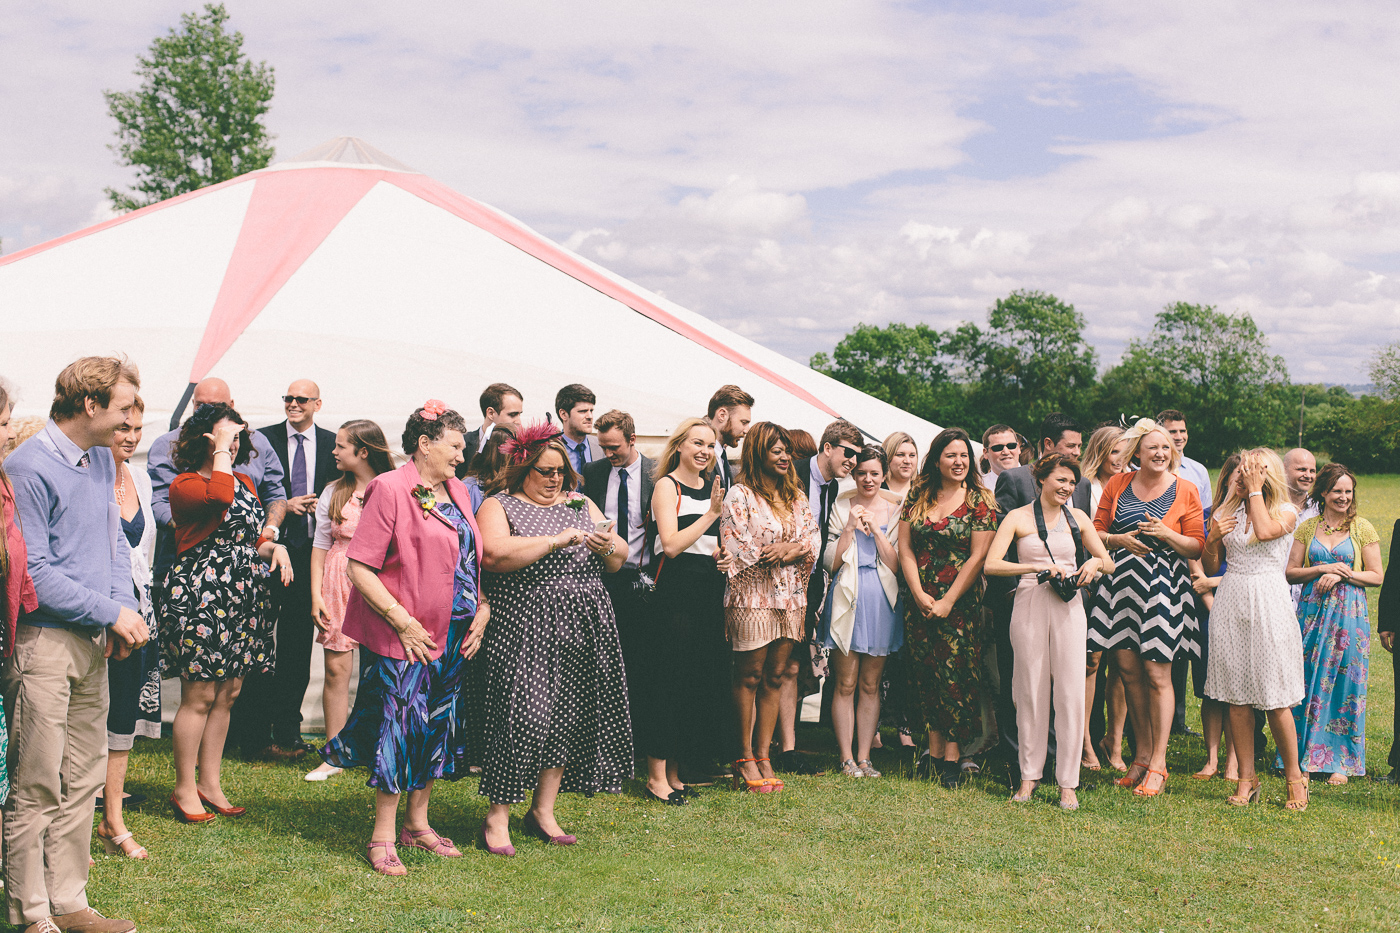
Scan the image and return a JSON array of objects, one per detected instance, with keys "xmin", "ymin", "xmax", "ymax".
[
  {"xmin": 104, "ymin": 3, "xmax": 275, "ymax": 212},
  {"xmin": 1096, "ymin": 302, "xmax": 1290, "ymax": 461},
  {"xmin": 961, "ymin": 289, "xmax": 1098, "ymax": 428},
  {"xmin": 810, "ymin": 322, "xmax": 976, "ymax": 427}
]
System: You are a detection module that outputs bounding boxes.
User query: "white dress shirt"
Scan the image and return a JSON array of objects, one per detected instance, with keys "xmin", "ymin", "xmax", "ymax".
[{"xmin": 605, "ymin": 455, "xmax": 645, "ymax": 568}]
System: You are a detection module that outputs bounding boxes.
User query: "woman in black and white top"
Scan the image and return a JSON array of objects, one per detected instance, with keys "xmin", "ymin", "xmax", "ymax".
[{"xmin": 642, "ymin": 418, "xmax": 734, "ymax": 804}]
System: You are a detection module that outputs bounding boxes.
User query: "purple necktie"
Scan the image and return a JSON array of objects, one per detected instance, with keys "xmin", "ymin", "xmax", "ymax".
[{"xmin": 288, "ymin": 434, "xmax": 308, "ymax": 544}]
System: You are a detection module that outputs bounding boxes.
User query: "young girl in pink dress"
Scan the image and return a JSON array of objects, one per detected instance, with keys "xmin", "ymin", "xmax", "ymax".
[{"xmin": 305, "ymin": 420, "xmax": 395, "ymax": 782}]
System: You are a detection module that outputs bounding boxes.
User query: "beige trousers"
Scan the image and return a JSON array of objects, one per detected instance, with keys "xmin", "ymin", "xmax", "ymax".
[
  {"xmin": 2, "ymin": 624, "xmax": 108, "ymax": 924},
  {"xmin": 1010, "ymin": 595, "xmax": 1087, "ymax": 789}
]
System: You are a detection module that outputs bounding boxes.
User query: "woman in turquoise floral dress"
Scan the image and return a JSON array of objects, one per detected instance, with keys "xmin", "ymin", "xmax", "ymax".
[
  {"xmin": 898, "ymin": 428, "xmax": 998, "ymax": 788},
  {"xmin": 1285, "ymin": 464, "xmax": 1384, "ymax": 783}
]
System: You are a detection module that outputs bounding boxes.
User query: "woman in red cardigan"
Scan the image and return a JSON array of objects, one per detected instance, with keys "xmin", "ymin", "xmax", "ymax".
[
  {"xmin": 1086, "ymin": 418, "xmax": 1204, "ymax": 797},
  {"xmin": 0, "ymin": 380, "xmax": 39, "ymax": 806},
  {"xmin": 160, "ymin": 403, "xmax": 292, "ymax": 823}
]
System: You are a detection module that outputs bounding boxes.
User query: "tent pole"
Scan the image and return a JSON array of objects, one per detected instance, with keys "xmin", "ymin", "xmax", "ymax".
[{"xmin": 169, "ymin": 382, "xmax": 196, "ymax": 431}]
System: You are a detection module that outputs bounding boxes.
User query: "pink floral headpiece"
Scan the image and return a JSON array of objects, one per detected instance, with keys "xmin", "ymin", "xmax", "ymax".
[
  {"xmin": 499, "ymin": 420, "xmax": 563, "ymax": 465},
  {"xmin": 420, "ymin": 399, "xmax": 448, "ymax": 422}
]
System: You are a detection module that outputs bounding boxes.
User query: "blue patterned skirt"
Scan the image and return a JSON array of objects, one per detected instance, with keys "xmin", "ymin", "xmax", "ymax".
[{"xmin": 321, "ymin": 615, "xmax": 473, "ymax": 794}]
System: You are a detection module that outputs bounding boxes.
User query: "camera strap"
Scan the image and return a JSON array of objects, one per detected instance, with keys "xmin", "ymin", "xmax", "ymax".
[{"xmin": 1033, "ymin": 499, "xmax": 1086, "ymax": 572}]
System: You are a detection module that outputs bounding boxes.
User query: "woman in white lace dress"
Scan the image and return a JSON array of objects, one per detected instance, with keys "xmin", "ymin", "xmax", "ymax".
[{"xmin": 1202, "ymin": 449, "xmax": 1309, "ymax": 811}]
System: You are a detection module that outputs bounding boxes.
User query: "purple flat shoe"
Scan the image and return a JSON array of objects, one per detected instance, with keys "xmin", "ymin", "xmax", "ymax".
[
  {"xmin": 522, "ymin": 811, "xmax": 576, "ymax": 846},
  {"xmin": 479, "ymin": 821, "xmax": 516, "ymax": 857}
]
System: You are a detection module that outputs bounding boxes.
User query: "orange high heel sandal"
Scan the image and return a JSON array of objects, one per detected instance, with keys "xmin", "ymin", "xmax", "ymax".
[
  {"xmin": 730, "ymin": 758, "xmax": 772, "ymax": 793},
  {"xmin": 1285, "ymin": 777, "xmax": 1309, "ymax": 812},
  {"xmin": 1226, "ymin": 778, "xmax": 1261, "ymax": 806},
  {"xmin": 1115, "ymin": 763, "xmax": 1148, "ymax": 788},
  {"xmin": 755, "ymin": 757, "xmax": 784, "ymax": 792},
  {"xmin": 1133, "ymin": 768, "xmax": 1168, "ymax": 797}
]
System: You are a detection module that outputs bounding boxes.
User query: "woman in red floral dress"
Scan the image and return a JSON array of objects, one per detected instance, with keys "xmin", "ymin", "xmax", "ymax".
[{"xmin": 898, "ymin": 428, "xmax": 998, "ymax": 788}]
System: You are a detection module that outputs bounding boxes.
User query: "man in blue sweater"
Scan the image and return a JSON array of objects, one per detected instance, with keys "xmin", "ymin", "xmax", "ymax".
[{"xmin": 4, "ymin": 357, "xmax": 149, "ymax": 933}]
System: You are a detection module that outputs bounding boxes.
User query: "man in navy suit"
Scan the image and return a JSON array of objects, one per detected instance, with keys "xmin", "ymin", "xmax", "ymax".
[
  {"xmin": 1375, "ymin": 521, "xmax": 1400, "ymax": 784},
  {"xmin": 229, "ymin": 380, "xmax": 338, "ymax": 759},
  {"xmin": 457, "ymin": 382, "xmax": 523, "ymax": 479},
  {"xmin": 582, "ymin": 410, "xmax": 656, "ymax": 742}
]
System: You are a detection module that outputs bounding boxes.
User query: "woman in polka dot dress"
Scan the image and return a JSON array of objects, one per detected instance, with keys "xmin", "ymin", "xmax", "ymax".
[{"xmin": 475, "ymin": 426, "xmax": 631, "ymax": 855}]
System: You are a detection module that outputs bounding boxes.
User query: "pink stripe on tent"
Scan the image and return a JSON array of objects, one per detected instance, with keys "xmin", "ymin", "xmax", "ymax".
[
  {"xmin": 0, "ymin": 174, "xmax": 252, "ymax": 268},
  {"xmin": 187, "ymin": 169, "xmax": 383, "ymax": 381},
  {"xmin": 387, "ymin": 173, "xmax": 842, "ymax": 420}
]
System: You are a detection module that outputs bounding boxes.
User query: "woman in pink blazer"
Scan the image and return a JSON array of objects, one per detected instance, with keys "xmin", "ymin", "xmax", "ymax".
[{"xmin": 320, "ymin": 401, "xmax": 489, "ymax": 877}]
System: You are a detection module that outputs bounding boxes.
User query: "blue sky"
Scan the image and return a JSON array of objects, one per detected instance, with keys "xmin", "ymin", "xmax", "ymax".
[{"xmin": 2, "ymin": 0, "xmax": 1398, "ymax": 383}]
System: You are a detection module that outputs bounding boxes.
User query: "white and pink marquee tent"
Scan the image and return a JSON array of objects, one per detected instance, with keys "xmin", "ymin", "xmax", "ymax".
[{"xmin": 0, "ymin": 137, "xmax": 942, "ymax": 448}]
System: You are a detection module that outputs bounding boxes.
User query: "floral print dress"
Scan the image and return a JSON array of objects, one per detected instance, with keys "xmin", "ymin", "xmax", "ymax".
[
  {"xmin": 1291, "ymin": 516, "xmax": 1378, "ymax": 776},
  {"xmin": 160, "ymin": 476, "xmax": 274, "ymax": 681},
  {"xmin": 900, "ymin": 493, "xmax": 997, "ymax": 745},
  {"xmin": 720, "ymin": 484, "xmax": 819, "ymax": 651}
]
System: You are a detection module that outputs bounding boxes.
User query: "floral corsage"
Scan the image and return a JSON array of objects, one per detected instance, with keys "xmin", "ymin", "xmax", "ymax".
[
  {"xmin": 565, "ymin": 492, "xmax": 587, "ymax": 511},
  {"xmin": 412, "ymin": 484, "xmax": 437, "ymax": 516}
]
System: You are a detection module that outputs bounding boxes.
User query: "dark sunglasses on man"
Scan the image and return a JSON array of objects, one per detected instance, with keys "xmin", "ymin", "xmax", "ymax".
[
  {"xmin": 989, "ymin": 441, "xmax": 1019, "ymax": 453},
  {"xmin": 282, "ymin": 395, "xmax": 319, "ymax": 405},
  {"xmin": 837, "ymin": 444, "xmax": 860, "ymax": 459}
]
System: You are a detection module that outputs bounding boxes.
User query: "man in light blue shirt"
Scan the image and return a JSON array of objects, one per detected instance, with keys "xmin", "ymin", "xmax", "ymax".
[
  {"xmin": 3, "ymin": 357, "xmax": 147, "ymax": 933},
  {"xmin": 555, "ymin": 383, "xmax": 601, "ymax": 474}
]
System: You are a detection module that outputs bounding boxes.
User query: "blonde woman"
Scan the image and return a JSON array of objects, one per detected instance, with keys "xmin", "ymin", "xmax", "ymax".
[
  {"xmin": 1203, "ymin": 449, "xmax": 1308, "ymax": 810},
  {"xmin": 643, "ymin": 418, "xmax": 730, "ymax": 803},
  {"xmin": 882, "ymin": 431, "xmax": 919, "ymax": 500},
  {"xmin": 1079, "ymin": 425, "xmax": 1126, "ymax": 771},
  {"xmin": 1086, "ymin": 419, "xmax": 1203, "ymax": 797}
]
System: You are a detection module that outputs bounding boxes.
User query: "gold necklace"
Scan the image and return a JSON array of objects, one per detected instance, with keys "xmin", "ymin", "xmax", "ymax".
[{"xmin": 114, "ymin": 465, "xmax": 128, "ymax": 507}]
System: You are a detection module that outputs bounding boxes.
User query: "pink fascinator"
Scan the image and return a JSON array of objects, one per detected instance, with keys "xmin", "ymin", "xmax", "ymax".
[
  {"xmin": 420, "ymin": 399, "xmax": 448, "ymax": 422},
  {"xmin": 499, "ymin": 420, "xmax": 563, "ymax": 465}
]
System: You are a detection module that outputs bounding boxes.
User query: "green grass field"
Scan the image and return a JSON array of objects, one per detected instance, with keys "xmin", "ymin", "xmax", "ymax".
[{"xmin": 75, "ymin": 479, "xmax": 1400, "ymax": 933}]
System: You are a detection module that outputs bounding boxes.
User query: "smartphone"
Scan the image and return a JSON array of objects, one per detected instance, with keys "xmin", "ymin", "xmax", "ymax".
[{"xmin": 593, "ymin": 519, "xmax": 616, "ymax": 535}]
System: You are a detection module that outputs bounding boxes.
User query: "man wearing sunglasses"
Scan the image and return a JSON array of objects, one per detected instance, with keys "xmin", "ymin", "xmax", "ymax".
[
  {"xmin": 244, "ymin": 380, "xmax": 339, "ymax": 761},
  {"xmin": 780, "ymin": 419, "xmax": 863, "ymax": 774}
]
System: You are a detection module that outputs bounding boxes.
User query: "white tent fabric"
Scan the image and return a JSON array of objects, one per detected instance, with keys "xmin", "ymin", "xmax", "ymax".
[{"xmin": 0, "ymin": 137, "xmax": 942, "ymax": 448}]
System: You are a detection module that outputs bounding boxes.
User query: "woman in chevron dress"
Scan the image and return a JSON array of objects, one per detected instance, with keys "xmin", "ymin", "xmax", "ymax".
[{"xmin": 1087, "ymin": 419, "xmax": 1204, "ymax": 797}]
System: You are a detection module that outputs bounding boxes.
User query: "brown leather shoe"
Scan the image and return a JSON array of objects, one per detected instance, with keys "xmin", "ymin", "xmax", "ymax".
[
  {"xmin": 258, "ymin": 743, "xmax": 305, "ymax": 762},
  {"xmin": 51, "ymin": 907, "xmax": 136, "ymax": 932}
]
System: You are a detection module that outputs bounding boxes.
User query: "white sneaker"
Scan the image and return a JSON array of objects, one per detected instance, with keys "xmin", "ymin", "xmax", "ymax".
[{"xmin": 304, "ymin": 766, "xmax": 344, "ymax": 782}]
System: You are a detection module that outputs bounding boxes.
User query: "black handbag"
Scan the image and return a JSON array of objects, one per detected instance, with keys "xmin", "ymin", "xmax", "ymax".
[{"xmin": 1032, "ymin": 500, "xmax": 1090, "ymax": 603}]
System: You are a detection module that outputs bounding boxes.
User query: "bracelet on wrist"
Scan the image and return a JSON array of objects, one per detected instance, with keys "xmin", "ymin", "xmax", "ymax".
[
  {"xmin": 381, "ymin": 600, "xmax": 399, "ymax": 619},
  {"xmin": 1248, "ymin": 491, "xmax": 1263, "ymax": 498},
  {"xmin": 213, "ymin": 448, "xmax": 231, "ymax": 456}
]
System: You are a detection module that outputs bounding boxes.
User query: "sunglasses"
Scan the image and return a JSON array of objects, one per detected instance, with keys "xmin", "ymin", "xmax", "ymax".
[
  {"xmin": 282, "ymin": 396, "xmax": 319, "ymax": 405},
  {"xmin": 989, "ymin": 442, "xmax": 1019, "ymax": 453},
  {"xmin": 532, "ymin": 466, "xmax": 568, "ymax": 478},
  {"xmin": 838, "ymin": 445, "xmax": 860, "ymax": 459}
]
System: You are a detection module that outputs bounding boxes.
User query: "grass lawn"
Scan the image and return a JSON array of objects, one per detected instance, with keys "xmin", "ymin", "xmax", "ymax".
[{"xmin": 76, "ymin": 478, "xmax": 1400, "ymax": 933}]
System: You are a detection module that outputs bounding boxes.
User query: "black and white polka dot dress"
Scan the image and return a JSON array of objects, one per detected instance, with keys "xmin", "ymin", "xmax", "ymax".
[{"xmin": 477, "ymin": 493, "xmax": 634, "ymax": 805}]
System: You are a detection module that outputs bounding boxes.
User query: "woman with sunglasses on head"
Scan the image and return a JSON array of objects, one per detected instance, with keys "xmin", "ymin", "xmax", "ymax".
[
  {"xmin": 1188, "ymin": 454, "xmax": 1242, "ymax": 782},
  {"xmin": 979, "ymin": 425, "xmax": 1022, "ymax": 482},
  {"xmin": 720, "ymin": 422, "xmax": 819, "ymax": 793},
  {"xmin": 898, "ymin": 427, "xmax": 998, "ymax": 788},
  {"xmin": 1086, "ymin": 418, "xmax": 1203, "ymax": 798},
  {"xmin": 475, "ymin": 424, "xmax": 629, "ymax": 853},
  {"xmin": 304, "ymin": 420, "xmax": 395, "ymax": 783},
  {"xmin": 985, "ymin": 453, "xmax": 1113, "ymax": 809}
]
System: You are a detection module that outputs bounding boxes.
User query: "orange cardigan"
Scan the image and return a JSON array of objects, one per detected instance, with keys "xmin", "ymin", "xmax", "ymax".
[
  {"xmin": 170, "ymin": 471, "xmax": 260, "ymax": 554},
  {"xmin": 1093, "ymin": 471, "xmax": 1205, "ymax": 548}
]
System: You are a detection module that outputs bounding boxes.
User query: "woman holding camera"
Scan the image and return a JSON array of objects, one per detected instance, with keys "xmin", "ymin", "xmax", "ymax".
[{"xmin": 985, "ymin": 454, "xmax": 1113, "ymax": 809}]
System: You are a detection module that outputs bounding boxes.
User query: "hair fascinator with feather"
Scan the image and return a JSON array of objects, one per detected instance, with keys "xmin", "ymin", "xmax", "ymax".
[{"xmin": 500, "ymin": 420, "xmax": 562, "ymax": 465}]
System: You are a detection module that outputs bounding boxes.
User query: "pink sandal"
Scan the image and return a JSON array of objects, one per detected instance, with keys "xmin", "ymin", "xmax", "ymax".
[
  {"xmin": 399, "ymin": 826, "xmax": 462, "ymax": 857},
  {"xmin": 367, "ymin": 841, "xmax": 406, "ymax": 876}
]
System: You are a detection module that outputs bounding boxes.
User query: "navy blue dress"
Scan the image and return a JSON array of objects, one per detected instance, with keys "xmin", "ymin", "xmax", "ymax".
[{"xmin": 322, "ymin": 500, "xmax": 479, "ymax": 794}]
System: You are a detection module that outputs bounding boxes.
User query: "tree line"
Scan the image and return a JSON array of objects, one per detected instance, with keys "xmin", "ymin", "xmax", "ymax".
[{"xmin": 810, "ymin": 291, "xmax": 1399, "ymax": 471}]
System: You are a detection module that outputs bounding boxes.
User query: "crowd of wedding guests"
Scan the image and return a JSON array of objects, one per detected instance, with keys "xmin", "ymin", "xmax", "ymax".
[{"xmin": 0, "ymin": 357, "xmax": 1398, "ymax": 928}]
